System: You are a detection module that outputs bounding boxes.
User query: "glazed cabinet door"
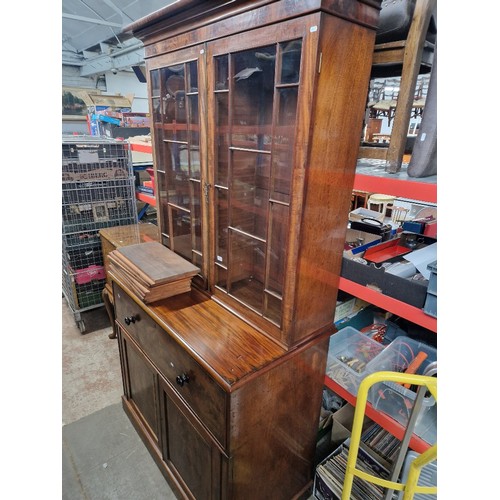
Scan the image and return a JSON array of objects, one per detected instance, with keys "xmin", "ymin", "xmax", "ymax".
[
  {"xmin": 148, "ymin": 44, "xmax": 208, "ymax": 289},
  {"xmin": 117, "ymin": 326, "xmax": 161, "ymax": 448},
  {"xmin": 158, "ymin": 377, "xmax": 227, "ymax": 500},
  {"xmin": 206, "ymin": 16, "xmax": 320, "ymax": 345}
]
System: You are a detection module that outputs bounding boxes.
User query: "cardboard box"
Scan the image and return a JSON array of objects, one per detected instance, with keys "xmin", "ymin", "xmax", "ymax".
[
  {"xmin": 341, "ymin": 257, "xmax": 429, "ymax": 308},
  {"xmin": 341, "ymin": 233, "xmax": 436, "ymax": 309},
  {"xmin": 75, "ymin": 91, "xmax": 134, "ymax": 110},
  {"xmin": 333, "ymin": 296, "xmax": 369, "ymax": 323},
  {"xmin": 121, "ymin": 112, "xmax": 150, "ymax": 128},
  {"xmin": 329, "ymin": 404, "xmax": 372, "ymax": 449},
  {"xmin": 344, "ymin": 227, "xmax": 381, "ymax": 255},
  {"xmin": 349, "ymin": 207, "xmax": 384, "ymax": 223}
]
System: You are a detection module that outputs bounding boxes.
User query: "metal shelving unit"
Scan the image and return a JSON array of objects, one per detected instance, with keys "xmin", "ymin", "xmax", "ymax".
[
  {"xmin": 62, "ymin": 135, "xmax": 138, "ymax": 332},
  {"xmin": 328, "ymin": 165, "xmax": 438, "ymax": 455}
]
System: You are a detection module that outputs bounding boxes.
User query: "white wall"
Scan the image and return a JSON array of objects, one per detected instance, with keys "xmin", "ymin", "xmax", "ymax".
[{"xmin": 104, "ymin": 71, "xmax": 149, "ymax": 113}]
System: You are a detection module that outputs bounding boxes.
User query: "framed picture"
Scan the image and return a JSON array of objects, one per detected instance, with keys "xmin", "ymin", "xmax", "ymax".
[
  {"xmin": 92, "ymin": 203, "xmax": 109, "ymax": 222},
  {"xmin": 62, "ymin": 88, "xmax": 89, "ymax": 118}
]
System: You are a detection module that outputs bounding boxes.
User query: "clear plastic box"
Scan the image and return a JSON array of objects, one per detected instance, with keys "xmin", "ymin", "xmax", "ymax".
[
  {"xmin": 326, "ymin": 326, "xmax": 385, "ymax": 394},
  {"xmin": 398, "ymin": 450, "xmax": 437, "ymax": 499},
  {"xmin": 366, "ymin": 337, "xmax": 437, "ymax": 444}
]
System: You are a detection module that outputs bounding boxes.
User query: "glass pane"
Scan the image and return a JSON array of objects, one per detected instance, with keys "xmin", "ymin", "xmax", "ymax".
[
  {"xmin": 271, "ymin": 87, "xmax": 297, "ymax": 202},
  {"xmin": 157, "ymin": 174, "xmax": 170, "ymax": 247},
  {"xmin": 165, "ymin": 140, "xmax": 189, "ymax": 172},
  {"xmin": 267, "ymin": 202, "xmax": 289, "ymax": 295},
  {"xmin": 163, "ymin": 142, "xmax": 190, "ymax": 208},
  {"xmin": 264, "ymin": 293, "xmax": 282, "ymax": 326},
  {"xmin": 189, "ymin": 142, "xmax": 201, "ymax": 180},
  {"xmin": 193, "ymin": 252, "xmax": 202, "ymax": 269},
  {"xmin": 152, "ymin": 97, "xmax": 161, "ymax": 122},
  {"xmin": 228, "ymin": 230, "xmax": 265, "ymax": 313},
  {"xmin": 192, "ymin": 180, "xmax": 202, "ymax": 252},
  {"xmin": 279, "ymin": 40, "xmax": 302, "ymax": 84},
  {"xmin": 215, "ymin": 188, "xmax": 228, "ymax": 266},
  {"xmin": 151, "ymin": 69, "xmax": 160, "ymax": 96},
  {"xmin": 215, "ymin": 55, "xmax": 229, "ymax": 90},
  {"xmin": 164, "ymin": 120, "xmax": 189, "ymax": 142},
  {"xmin": 154, "ymin": 58, "xmax": 204, "ymax": 281},
  {"xmin": 187, "ymin": 61, "xmax": 198, "ymax": 92},
  {"xmin": 173, "ymin": 129, "xmax": 189, "ymax": 144},
  {"xmin": 231, "ymin": 150, "xmax": 270, "ymax": 240},
  {"xmin": 188, "ymin": 94, "xmax": 201, "ymax": 180},
  {"xmin": 153, "ymin": 126, "xmax": 165, "ymax": 172},
  {"xmin": 172, "ymin": 206, "xmax": 191, "ymax": 261},
  {"xmin": 162, "ymin": 65, "xmax": 185, "ymax": 125},
  {"xmin": 188, "ymin": 94, "xmax": 199, "ymax": 128},
  {"xmin": 156, "ymin": 171, "xmax": 168, "ymax": 207},
  {"xmin": 215, "ymin": 264, "xmax": 227, "ymax": 290},
  {"xmin": 161, "ymin": 233, "xmax": 170, "ymax": 248},
  {"xmin": 278, "ymin": 87, "xmax": 298, "ymax": 126},
  {"xmin": 215, "ymin": 93, "xmax": 229, "ymax": 187},
  {"xmin": 232, "ymin": 46, "xmax": 275, "ymax": 151}
]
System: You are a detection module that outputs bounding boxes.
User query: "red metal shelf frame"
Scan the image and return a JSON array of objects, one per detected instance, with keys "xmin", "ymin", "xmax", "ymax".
[
  {"xmin": 129, "ymin": 142, "xmax": 153, "ymax": 154},
  {"xmin": 324, "ymin": 375, "xmax": 431, "ymax": 455},
  {"xmin": 338, "ymin": 277, "xmax": 437, "ymax": 332},
  {"xmin": 136, "ymin": 191, "xmax": 156, "ymax": 207},
  {"xmin": 353, "ymin": 173, "xmax": 437, "ymax": 204}
]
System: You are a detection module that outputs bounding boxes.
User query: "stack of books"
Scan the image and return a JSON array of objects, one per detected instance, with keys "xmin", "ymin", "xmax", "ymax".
[{"xmin": 108, "ymin": 241, "xmax": 199, "ymax": 303}]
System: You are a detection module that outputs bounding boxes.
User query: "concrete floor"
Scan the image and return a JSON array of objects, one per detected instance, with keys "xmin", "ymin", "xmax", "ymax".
[{"xmin": 62, "ymin": 299, "xmax": 122, "ymax": 426}]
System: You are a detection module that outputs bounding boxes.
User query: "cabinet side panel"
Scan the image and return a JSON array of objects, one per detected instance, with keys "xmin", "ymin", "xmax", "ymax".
[
  {"xmin": 292, "ymin": 14, "xmax": 376, "ymax": 342},
  {"xmin": 228, "ymin": 337, "xmax": 329, "ymax": 499}
]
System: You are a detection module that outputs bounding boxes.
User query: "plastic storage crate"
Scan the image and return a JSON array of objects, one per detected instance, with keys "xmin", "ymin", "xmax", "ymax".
[
  {"xmin": 62, "ymin": 135, "xmax": 138, "ymax": 332},
  {"xmin": 423, "ymin": 260, "xmax": 437, "ymax": 318},
  {"xmin": 326, "ymin": 326, "xmax": 385, "ymax": 394},
  {"xmin": 397, "ymin": 451, "xmax": 437, "ymax": 500},
  {"xmin": 366, "ymin": 337, "xmax": 437, "ymax": 445}
]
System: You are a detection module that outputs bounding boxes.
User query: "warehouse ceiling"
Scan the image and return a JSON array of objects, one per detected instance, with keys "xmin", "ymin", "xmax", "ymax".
[{"xmin": 62, "ymin": 0, "xmax": 176, "ymax": 77}]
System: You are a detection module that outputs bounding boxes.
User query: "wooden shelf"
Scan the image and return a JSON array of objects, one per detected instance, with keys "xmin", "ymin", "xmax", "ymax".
[
  {"xmin": 324, "ymin": 375, "xmax": 432, "ymax": 455},
  {"xmin": 338, "ymin": 277, "xmax": 437, "ymax": 333}
]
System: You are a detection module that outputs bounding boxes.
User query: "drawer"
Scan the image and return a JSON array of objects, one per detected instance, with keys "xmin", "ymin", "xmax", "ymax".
[{"xmin": 114, "ymin": 284, "xmax": 227, "ymax": 448}]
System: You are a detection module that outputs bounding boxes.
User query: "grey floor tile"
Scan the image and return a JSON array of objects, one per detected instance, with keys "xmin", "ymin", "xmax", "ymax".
[{"xmin": 62, "ymin": 403, "xmax": 175, "ymax": 499}]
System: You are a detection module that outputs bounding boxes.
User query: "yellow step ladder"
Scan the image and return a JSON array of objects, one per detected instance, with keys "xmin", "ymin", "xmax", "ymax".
[{"xmin": 342, "ymin": 371, "xmax": 437, "ymax": 499}]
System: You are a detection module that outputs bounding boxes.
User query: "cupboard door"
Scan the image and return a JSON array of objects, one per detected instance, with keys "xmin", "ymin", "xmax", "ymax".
[
  {"xmin": 206, "ymin": 17, "xmax": 319, "ymax": 341},
  {"xmin": 118, "ymin": 327, "xmax": 160, "ymax": 446},
  {"xmin": 148, "ymin": 45, "xmax": 208, "ymax": 289},
  {"xmin": 159, "ymin": 377, "xmax": 225, "ymax": 500}
]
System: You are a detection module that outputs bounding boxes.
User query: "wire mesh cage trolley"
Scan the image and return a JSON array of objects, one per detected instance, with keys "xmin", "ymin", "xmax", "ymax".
[{"xmin": 62, "ymin": 135, "xmax": 138, "ymax": 332}]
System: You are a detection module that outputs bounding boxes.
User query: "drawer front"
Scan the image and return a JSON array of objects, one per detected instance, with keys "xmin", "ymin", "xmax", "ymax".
[{"xmin": 114, "ymin": 284, "xmax": 227, "ymax": 448}]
